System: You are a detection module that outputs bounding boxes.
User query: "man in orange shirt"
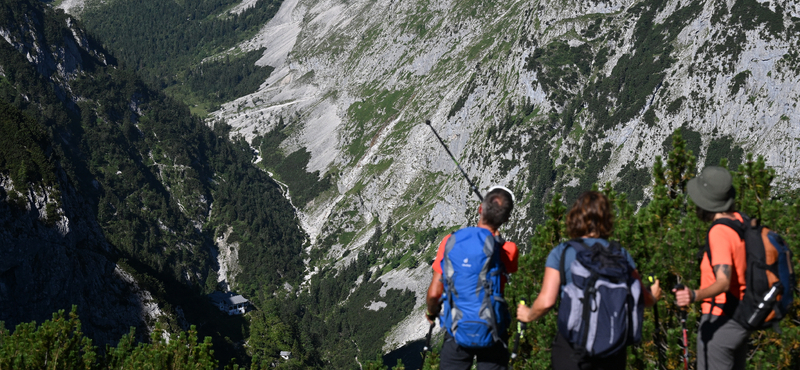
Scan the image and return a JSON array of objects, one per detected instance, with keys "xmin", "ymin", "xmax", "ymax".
[
  {"xmin": 675, "ymin": 166, "xmax": 750, "ymax": 370},
  {"xmin": 425, "ymin": 186, "xmax": 518, "ymax": 370}
]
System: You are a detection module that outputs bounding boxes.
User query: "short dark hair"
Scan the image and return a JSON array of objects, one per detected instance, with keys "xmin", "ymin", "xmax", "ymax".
[
  {"xmin": 481, "ymin": 188, "xmax": 514, "ymax": 228},
  {"xmin": 566, "ymin": 191, "xmax": 614, "ymax": 239},
  {"xmin": 695, "ymin": 203, "xmax": 737, "ymax": 222}
]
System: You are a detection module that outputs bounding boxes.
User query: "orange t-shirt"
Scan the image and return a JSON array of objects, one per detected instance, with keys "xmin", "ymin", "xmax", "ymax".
[
  {"xmin": 431, "ymin": 231, "xmax": 519, "ymax": 288},
  {"xmin": 699, "ymin": 213, "xmax": 747, "ymax": 316}
]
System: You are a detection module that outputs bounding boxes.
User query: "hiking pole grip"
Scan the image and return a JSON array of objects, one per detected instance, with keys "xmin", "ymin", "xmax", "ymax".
[
  {"xmin": 425, "ymin": 120, "xmax": 484, "ymax": 202},
  {"xmin": 510, "ymin": 298, "xmax": 527, "ymax": 361},
  {"xmin": 673, "ymin": 284, "xmax": 689, "ymax": 370},
  {"xmin": 649, "ymin": 275, "xmax": 664, "ymax": 370}
]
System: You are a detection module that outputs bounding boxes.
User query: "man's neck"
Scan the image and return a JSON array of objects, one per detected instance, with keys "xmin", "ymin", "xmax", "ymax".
[
  {"xmin": 476, "ymin": 220, "xmax": 498, "ymax": 235},
  {"xmin": 713, "ymin": 211, "xmax": 737, "ymax": 221}
]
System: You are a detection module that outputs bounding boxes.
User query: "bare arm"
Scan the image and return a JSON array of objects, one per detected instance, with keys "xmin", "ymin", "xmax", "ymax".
[
  {"xmin": 675, "ymin": 264, "xmax": 731, "ymax": 307},
  {"xmin": 632, "ymin": 270, "xmax": 661, "ymax": 308},
  {"xmin": 517, "ymin": 267, "xmax": 560, "ymax": 323},
  {"xmin": 426, "ymin": 271, "xmax": 444, "ymax": 323}
]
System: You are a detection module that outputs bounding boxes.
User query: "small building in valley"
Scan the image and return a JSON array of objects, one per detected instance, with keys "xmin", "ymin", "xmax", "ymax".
[{"xmin": 208, "ymin": 291, "xmax": 250, "ymax": 315}]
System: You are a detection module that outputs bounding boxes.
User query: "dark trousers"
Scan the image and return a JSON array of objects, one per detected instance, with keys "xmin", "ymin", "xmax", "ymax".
[
  {"xmin": 550, "ymin": 332, "xmax": 627, "ymax": 370},
  {"xmin": 439, "ymin": 332, "xmax": 509, "ymax": 370}
]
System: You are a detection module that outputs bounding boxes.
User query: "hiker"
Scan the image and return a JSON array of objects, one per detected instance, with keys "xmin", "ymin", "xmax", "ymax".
[
  {"xmin": 674, "ymin": 166, "xmax": 749, "ymax": 370},
  {"xmin": 425, "ymin": 186, "xmax": 518, "ymax": 370},
  {"xmin": 516, "ymin": 191, "xmax": 661, "ymax": 370}
]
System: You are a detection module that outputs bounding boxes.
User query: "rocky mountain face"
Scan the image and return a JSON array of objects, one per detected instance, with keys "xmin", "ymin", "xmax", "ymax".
[
  {"xmin": 53, "ymin": 0, "xmax": 800, "ymax": 361},
  {"xmin": 0, "ymin": 3, "xmax": 158, "ymax": 342},
  {"xmin": 0, "ymin": 172, "xmax": 160, "ymax": 345},
  {"xmin": 202, "ymin": 0, "xmax": 800, "ymax": 352}
]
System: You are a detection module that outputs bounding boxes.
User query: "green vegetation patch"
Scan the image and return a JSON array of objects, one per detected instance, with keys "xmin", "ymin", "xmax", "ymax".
[
  {"xmin": 586, "ymin": 0, "xmax": 703, "ymax": 130},
  {"xmin": 484, "ymin": 98, "xmax": 540, "ymax": 178},
  {"xmin": 0, "ymin": 99, "xmax": 57, "ymax": 189},
  {"xmin": 730, "ymin": 0, "xmax": 785, "ymax": 36},
  {"xmin": 705, "ymin": 135, "xmax": 744, "ymax": 169},
  {"xmin": 663, "ymin": 126, "xmax": 702, "ymax": 161},
  {"xmin": 365, "ymin": 158, "xmax": 394, "ymax": 177},
  {"xmin": 614, "ymin": 162, "xmax": 650, "ymax": 204},
  {"xmin": 263, "ymin": 225, "xmax": 416, "ymax": 369},
  {"xmin": 729, "ymin": 70, "xmax": 751, "ymax": 96},
  {"xmin": 666, "ymin": 96, "xmax": 685, "ymax": 115},
  {"xmin": 345, "ymin": 88, "xmax": 415, "ymax": 161},
  {"xmin": 179, "ymin": 48, "xmax": 274, "ymax": 106},
  {"xmin": 448, "ymin": 74, "xmax": 477, "ymax": 118},
  {"xmin": 0, "ymin": 307, "xmax": 219, "ymax": 369},
  {"xmin": 524, "ymin": 133, "xmax": 556, "ymax": 225},
  {"xmin": 642, "ymin": 107, "xmax": 657, "ymax": 127},
  {"xmin": 562, "ymin": 142, "xmax": 613, "ymax": 204},
  {"xmin": 254, "ymin": 126, "xmax": 334, "ymax": 207},
  {"xmin": 466, "ymin": 33, "xmax": 497, "ymax": 61},
  {"xmin": 80, "ymin": 0, "xmax": 283, "ymax": 105},
  {"xmin": 525, "ymin": 40, "xmax": 594, "ymax": 106}
]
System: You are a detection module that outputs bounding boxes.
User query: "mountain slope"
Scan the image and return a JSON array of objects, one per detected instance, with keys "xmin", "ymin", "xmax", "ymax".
[
  {"xmin": 53, "ymin": 0, "xmax": 800, "ymax": 367},
  {"xmin": 1, "ymin": 0, "xmax": 306, "ymax": 362}
]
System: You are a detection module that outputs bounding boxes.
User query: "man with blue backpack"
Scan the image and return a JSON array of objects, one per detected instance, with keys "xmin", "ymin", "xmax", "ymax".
[{"xmin": 425, "ymin": 186, "xmax": 518, "ymax": 370}]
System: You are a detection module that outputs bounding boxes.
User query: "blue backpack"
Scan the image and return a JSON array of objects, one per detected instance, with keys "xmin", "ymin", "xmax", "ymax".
[
  {"xmin": 439, "ymin": 227, "xmax": 509, "ymax": 348},
  {"xmin": 557, "ymin": 240, "xmax": 644, "ymax": 358}
]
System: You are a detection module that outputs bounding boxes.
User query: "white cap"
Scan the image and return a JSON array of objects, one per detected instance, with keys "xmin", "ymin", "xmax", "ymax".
[{"xmin": 487, "ymin": 185, "xmax": 515, "ymax": 203}]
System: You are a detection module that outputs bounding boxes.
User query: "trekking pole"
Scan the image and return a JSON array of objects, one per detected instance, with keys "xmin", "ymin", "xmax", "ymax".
[
  {"xmin": 421, "ymin": 321, "xmax": 435, "ymax": 367},
  {"xmin": 425, "ymin": 120, "xmax": 483, "ymax": 201},
  {"xmin": 649, "ymin": 275, "xmax": 665, "ymax": 370},
  {"xmin": 674, "ymin": 283, "xmax": 689, "ymax": 370},
  {"xmin": 510, "ymin": 297, "xmax": 527, "ymax": 364}
]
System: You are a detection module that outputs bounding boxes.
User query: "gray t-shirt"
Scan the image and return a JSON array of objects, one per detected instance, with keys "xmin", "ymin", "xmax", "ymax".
[{"xmin": 545, "ymin": 238, "xmax": 637, "ymax": 291}]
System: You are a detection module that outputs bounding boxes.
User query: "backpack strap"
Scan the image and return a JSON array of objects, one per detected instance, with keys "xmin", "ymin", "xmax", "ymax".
[
  {"xmin": 702, "ymin": 215, "xmax": 746, "ymax": 267},
  {"xmin": 702, "ymin": 214, "xmax": 747, "ymax": 315},
  {"xmin": 484, "ymin": 233, "xmax": 507, "ymax": 347},
  {"xmin": 442, "ymin": 232, "xmax": 459, "ymax": 333},
  {"xmin": 442, "ymin": 233, "xmax": 459, "ymax": 299},
  {"xmin": 560, "ymin": 239, "xmax": 588, "ymax": 287},
  {"xmin": 477, "ymin": 234, "xmax": 504, "ymax": 296}
]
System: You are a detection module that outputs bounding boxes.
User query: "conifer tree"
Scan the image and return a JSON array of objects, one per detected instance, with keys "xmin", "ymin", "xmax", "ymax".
[
  {"xmin": 499, "ymin": 129, "xmax": 800, "ymax": 369},
  {"xmin": 0, "ymin": 307, "xmax": 219, "ymax": 370}
]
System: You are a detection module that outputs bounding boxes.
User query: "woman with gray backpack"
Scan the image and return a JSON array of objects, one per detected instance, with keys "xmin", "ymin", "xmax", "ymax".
[{"xmin": 517, "ymin": 191, "xmax": 662, "ymax": 370}]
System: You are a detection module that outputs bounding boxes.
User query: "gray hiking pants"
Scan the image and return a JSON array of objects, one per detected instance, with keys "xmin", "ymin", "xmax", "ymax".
[{"xmin": 697, "ymin": 314, "xmax": 750, "ymax": 370}]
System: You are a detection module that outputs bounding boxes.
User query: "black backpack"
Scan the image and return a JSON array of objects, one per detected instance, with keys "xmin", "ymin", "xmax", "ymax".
[{"xmin": 702, "ymin": 213, "xmax": 795, "ymax": 331}]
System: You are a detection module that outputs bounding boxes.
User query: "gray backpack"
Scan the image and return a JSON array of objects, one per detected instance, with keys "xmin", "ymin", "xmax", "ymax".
[{"xmin": 557, "ymin": 240, "xmax": 644, "ymax": 358}]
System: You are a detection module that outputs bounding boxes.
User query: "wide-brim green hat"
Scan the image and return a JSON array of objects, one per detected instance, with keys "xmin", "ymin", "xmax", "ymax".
[{"xmin": 687, "ymin": 166, "xmax": 736, "ymax": 212}]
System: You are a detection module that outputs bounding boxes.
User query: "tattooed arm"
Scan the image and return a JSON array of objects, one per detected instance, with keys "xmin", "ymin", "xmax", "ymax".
[{"xmin": 674, "ymin": 264, "xmax": 731, "ymax": 307}]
